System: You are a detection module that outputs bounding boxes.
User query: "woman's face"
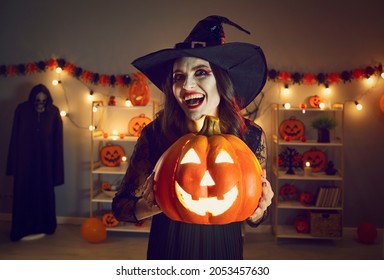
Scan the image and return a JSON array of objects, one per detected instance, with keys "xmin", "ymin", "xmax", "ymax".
[{"xmin": 172, "ymin": 57, "xmax": 220, "ymax": 121}]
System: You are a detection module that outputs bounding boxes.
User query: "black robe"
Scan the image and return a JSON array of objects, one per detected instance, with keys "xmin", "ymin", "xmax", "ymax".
[{"xmin": 6, "ymin": 84, "xmax": 64, "ymax": 242}]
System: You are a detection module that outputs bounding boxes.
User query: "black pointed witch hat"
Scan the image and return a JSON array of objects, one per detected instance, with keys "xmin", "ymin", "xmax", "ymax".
[{"xmin": 132, "ymin": 15, "xmax": 267, "ymax": 109}]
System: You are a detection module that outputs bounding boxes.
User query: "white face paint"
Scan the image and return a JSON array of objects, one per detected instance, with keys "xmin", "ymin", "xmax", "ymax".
[
  {"xmin": 172, "ymin": 57, "xmax": 220, "ymax": 121},
  {"xmin": 34, "ymin": 92, "xmax": 48, "ymax": 113}
]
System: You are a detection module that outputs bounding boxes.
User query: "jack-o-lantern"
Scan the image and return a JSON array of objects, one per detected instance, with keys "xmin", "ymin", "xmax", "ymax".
[
  {"xmin": 279, "ymin": 183, "xmax": 298, "ymax": 200},
  {"xmin": 127, "ymin": 72, "xmax": 150, "ymax": 106},
  {"xmin": 128, "ymin": 113, "xmax": 152, "ymax": 137},
  {"xmin": 309, "ymin": 95, "xmax": 323, "ymax": 108},
  {"xmin": 100, "ymin": 143, "xmax": 125, "ymax": 167},
  {"xmin": 102, "ymin": 212, "xmax": 119, "ymax": 227},
  {"xmin": 294, "ymin": 218, "xmax": 309, "ymax": 233},
  {"xmin": 154, "ymin": 116, "xmax": 263, "ymax": 225},
  {"xmin": 279, "ymin": 116, "xmax": 305, "ymax": 141},
  {"xmin": 302, "ymin": 147, "xmax": 327, "ymax": 172},
  {"xmin": 299, "ymin": 192, "xmax": 314, "ymax": 206}
]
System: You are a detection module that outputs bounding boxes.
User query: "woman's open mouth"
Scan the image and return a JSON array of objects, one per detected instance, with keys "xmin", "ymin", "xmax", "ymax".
[{"xmin": 183, "ymin": 92, "xmax": 205, "ymax": 109}]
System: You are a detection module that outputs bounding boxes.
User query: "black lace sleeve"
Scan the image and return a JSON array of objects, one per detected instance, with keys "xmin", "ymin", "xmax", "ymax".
[
  {"xmin": 243, "ymin": 119, "xmax": 267, "ymax": 168},
  {"xmin": 112, "ymin": 119, "xmax": 165, "ymax": 223}
]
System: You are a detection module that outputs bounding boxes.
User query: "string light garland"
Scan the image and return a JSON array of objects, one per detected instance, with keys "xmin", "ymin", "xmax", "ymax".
[
  {"xmin": 0, "ymin": 58, "xmax": 132, "ymax": 87},
  {"xmin": 268, "ymin": 63, "xmax": 383, "ymax": 86}
]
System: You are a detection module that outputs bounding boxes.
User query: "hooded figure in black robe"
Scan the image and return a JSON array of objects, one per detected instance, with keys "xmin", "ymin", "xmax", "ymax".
[{"xmin": 6, "ymin": 83, "xmax": 64, "ymax": 242}]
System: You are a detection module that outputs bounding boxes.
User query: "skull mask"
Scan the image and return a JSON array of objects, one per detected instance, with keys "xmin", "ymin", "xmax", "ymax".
[{"xmin": 34, "ymin": 92, "xmax": 47, "ymax": 113}]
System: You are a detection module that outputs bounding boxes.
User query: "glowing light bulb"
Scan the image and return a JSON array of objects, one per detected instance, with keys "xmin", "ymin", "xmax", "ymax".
[
  {"xmin": 55, "ymin": 67, "xmax": 62, "ymax": 73},
  {"xmin": 355, "ymin": 101, "xmax": 363, "ymax": 110},
  {"xmin": 319, "ymin": 102, "xmax": 325, "ymax": 109},
  {"xmin": 283, "ymin": 84, "xmax": 290, "ymax": 95},
  {"xmin": 381, "ymin": 72, "xmax": 384, "ymax": 79},
  {"xmin": 89, "ymin": 125, "xmax": 95, "ymax": 131},
  {"xmin": 92, "ymin": 106, "xmax": 98, "ymax": 113},
  {"xmin": 52, "ymin": 79, "xmax": 61, "ymax": 86},
  {"xmin": 366, "ymin": 76, "xmax": 374, "ymax": 86},
  {"xmin": 125, "ymin": 99, "xmax": 132, "ymax": 107},
  {"xmin": 283, "ymin": 103, "xmax": 291, "ymax": 109},
  {"xmin": 324, "ymin": 85, "xmax": 331, "ymax": 94},
  {"xmin": 60, "ymin": 110, "xmax": 67, "ymax": 117}
]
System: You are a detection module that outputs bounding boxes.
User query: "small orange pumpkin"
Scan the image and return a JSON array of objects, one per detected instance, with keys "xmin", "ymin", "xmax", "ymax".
[
  {"xmin": 302, "ymin": 147, "xmax": 327, "ymax": 172},
  {"xmin": 309, "ymin": 95, "xmax": 323, "ymax": 108},
  {"xmin": 102, "ymin": 181, "xmax": 111, "ymax": 190},
  {"xmin": 100, "ymin": 143, "xmax": 125, "ymax": 167},
  {"xmin": 128, "ymin": 113, "xmax": 152, "ymax": 137},
  {"xmin": 102, "ymin": 212, "xmax": 119, "ymax": 228},
  {"xmin": 127, "ymin": 72, "xmax": 150, "ymax": 106},
  {"xmin": 279, "ymin": 116, "xmax": 305, "ymax": 141}
]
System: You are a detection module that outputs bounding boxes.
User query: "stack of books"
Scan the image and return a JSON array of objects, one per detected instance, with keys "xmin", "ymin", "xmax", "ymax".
[{"xmin": 315, "ymin": 186, "xmax": 341, "ymax": 207}]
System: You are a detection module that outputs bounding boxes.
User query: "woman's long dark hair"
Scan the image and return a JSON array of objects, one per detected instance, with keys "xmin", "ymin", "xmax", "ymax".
[{"xmin": 158, "ymin": 59, "xmax": 246, "ymax": 142}]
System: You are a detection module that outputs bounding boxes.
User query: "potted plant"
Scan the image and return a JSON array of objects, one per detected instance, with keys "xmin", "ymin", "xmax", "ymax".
[{"xmin": 311, "ymin": 116, "xmax": 337, "ymax": 143}]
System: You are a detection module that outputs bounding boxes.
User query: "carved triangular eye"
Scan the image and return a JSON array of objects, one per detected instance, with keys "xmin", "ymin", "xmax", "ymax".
[
  {"xmin": 180, "ymin": 148, "xmax": 201, "ymax": 164},
  {"xmin": 215, "ymin": 150, "xmax": 234, "ymax": 164}
]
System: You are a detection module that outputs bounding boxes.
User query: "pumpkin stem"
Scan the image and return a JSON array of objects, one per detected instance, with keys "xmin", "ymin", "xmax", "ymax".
[{"xmin": 198, "ymin": 115, "xmax": 221, "ymax": 136}]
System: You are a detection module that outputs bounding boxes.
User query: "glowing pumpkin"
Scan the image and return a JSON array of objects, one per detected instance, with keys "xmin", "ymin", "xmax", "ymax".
[
  {"xmin": 100, "ymin": 143, "xmax": 125, "ymax": 167},
  {"xmin": 279, "ymin": 116, "xmax": 305, "ymax": 141},
  {"xmin": 154, "ymin": 116, "xmax": 263, "ymax": 225},
  {"xmin": 127, "ymin": 72, "xmax": 150, "ymax": 106},
  {"xmin": 299, "ymin": 192, "xmax": 314, "ymax": 206},
  {"xmin": 102, "ymin": 212, "xmax": 119, "ymax": 228},
  {"xmin": 302, "ymin": 147, "xmax": 327, "ymax": 172},
  {"xmin": 128, "ymin": 113, "xmax": 152, "ymax": 137},
  {"xmin": 309, "ymin": 95, "xmax": 323, "ymax": 108}
]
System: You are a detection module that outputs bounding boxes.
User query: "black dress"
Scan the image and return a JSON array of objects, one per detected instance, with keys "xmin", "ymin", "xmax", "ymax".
[
  {"xmin": 6, "ymin": 84, "xmax": 64, "ymax": 242},
  {"xmin": 112, "ymin": 116, "xmax": 265, "ymax": 259}
]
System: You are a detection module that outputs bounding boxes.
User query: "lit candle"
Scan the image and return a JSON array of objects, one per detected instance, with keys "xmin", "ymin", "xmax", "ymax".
[
  {"xmin": 304, "ymin": 161, "xmax": 312, "ymax": 176},
  {"xmin": 120, "ymin": 156, "xmax": 128, "ymax": 170}
]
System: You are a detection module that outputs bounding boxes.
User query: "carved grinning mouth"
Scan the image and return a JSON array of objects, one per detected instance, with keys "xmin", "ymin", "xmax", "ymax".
[{"xmin": 175, "ymin": 182, "xmax": 238, "ymax": 216}]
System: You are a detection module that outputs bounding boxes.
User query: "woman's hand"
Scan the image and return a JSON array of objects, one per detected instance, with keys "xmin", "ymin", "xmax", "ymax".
[
  {"xmin": 135, "ymin": 172, "xmax": 162, "ymax": 220},
  {"xmin": 248, "ymin": 169, "xmax": 274, "ymax": 223}
]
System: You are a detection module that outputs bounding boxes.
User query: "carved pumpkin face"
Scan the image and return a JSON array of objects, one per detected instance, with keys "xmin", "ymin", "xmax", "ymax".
[
  {"xmin": 299, "ymin": 192, "xmax": 314, "ymax": 206},
  {"xmin": 128, "ymin": 113, "xmax": 152, "ymax": 137},
  {"xmin": 154, "ymin": 116, "xmax": 263, "ymax": 225},
  {"xmin": 279, "ymin": 183, "xmax": 298, "ymax": 200},
  {"xmin": 309, "ymin": 95, "xmax": 323, "ymax": 108},
  {"xmin": 102, "ymin": 212, "xmax": 119, "ymax": 228},
  {"xmin": 279, "ymin": 116, "xmax": 305, "ymax": 140},
  {"xmin": 100, "ymin": 144, "xmax": 125, "ymax": 167},
  {"xmin": 302, "ymin": 147, "xmax": 327, "ymax": 172},
  {"xmin": 294, "ymin": 218, "xmax": 309, "ymax": 233},
  {"xmin": 128, "ymin": 72, "xmax": 150, "ymax": 106}
]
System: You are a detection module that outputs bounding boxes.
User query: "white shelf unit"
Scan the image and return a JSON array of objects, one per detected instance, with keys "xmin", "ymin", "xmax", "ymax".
[
  {"xmin": 271, "ymin": 104, "xmax": 344, "ymax": 241},
  {"xmin": 89, "ymin": 100, "xmax": 158, "ymax": 233}
]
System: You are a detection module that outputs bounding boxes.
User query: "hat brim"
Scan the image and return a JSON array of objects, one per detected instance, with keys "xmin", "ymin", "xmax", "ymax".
[{"xmin": 132, "ymin": 42, "xmax": 267, "ymax": 109}]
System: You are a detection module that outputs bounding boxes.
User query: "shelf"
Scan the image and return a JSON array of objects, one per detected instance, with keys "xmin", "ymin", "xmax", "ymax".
[
  {"xmin": 106, "ymin": 220, "xmax": 151, "ymax": 233},
  {"xmin": 277, "ymin": 200, "xmax": 342, "ymax": 210},
  {"xmin": 92, "ymin": 166, "xmax": 127, "ymax": 174},
  {"xmin": 92, "ymin": 191, "xmax": 114, "ymax": 203},
  {"xmin": 93, "ymin": 134, "xmax": 138, "ymax": 142},
  {"xmin": 274, "ymin": 225, "xmax": 341, "ymax": 240},
  {"xmin": 272, "ymin": 135, "xmax": 343, "ymax": 147},
  {"xmin": 273, "ymin": 168, "xmax": 342, "ymax": 181}
]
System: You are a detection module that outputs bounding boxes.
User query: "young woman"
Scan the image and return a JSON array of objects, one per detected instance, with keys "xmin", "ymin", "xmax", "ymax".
[{"xmin": 112, "ymin": 15, "xmax": 273, "ymax": 260}]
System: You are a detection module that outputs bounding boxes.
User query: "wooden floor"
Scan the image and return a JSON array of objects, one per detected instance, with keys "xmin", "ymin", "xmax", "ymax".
[{"xmin": 0, "ymin": 221, "xmax": 382, "ymax": 260}]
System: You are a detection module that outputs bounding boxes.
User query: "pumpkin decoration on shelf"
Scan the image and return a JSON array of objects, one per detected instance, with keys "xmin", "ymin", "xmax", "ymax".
[
  {"xmin": 299, "ymin": 191, "xmax": 314, "ymax": 206},
  {"xmin": 127, "ymin": 72, "xmax": 150, "ymax": 106},
  {"xmin": 302, "ymin": 147, "xmax": 327, "ymax": 172},
  {"xmin": 102, "ymin": 212, "xmax": 119, "ymax": 228},
  {"xmin": 128, "ymin": 113, "xmax": 152, "ymax": 137},
  {"xmin": 308, "ymin": 95, "xmax": 324, "ymax": 108},
  {"xmin": 154, "ymin": 116, "xmax": 263, "ymax": 225},
  {"xmin": 279, "ymin": 116, "xmax": 305, "ymax": 141},
  {"xmin": 100, "ymin": 143, "xmax": 125, "ymax": 167},
  {"xmin": 294, "ymin": 217, "xmax": 310, "ymax": 234},
  {"xmin": 279, "ymin": 183, "xmax": 298, "ymax": 201}
]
